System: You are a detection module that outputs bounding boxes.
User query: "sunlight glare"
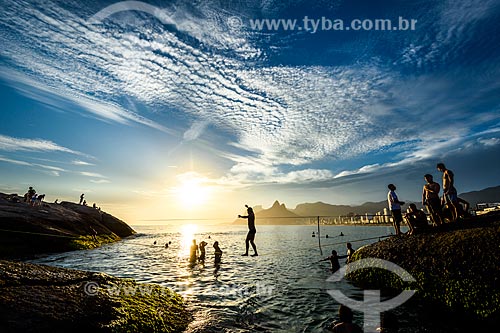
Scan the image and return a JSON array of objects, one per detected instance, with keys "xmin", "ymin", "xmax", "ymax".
[
  {"xmin": 179, "ymin": 224, "xmax": 198, "ymax": 257},
  {"xmin": 176, "ymin": 176, "xmax": 210, "ymax": 209}
]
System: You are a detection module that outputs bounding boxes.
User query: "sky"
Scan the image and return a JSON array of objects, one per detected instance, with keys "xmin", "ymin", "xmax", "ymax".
[{"xmin": 1, "ymin": 0, "xmax": 499, "ymax": 224}]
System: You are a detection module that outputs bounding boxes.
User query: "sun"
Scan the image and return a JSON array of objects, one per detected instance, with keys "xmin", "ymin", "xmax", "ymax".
[{"xmin": 176, "ymin": 177, "xmax": 210, "ymax": 209}]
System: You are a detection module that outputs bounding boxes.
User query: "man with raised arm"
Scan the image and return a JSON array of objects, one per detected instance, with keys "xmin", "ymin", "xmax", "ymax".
[{"xmin": 238, "ymin": 204, "xmax": 258, "ymax": 257}]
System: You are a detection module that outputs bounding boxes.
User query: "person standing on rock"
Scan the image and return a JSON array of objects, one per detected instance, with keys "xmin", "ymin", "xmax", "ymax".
[
  {"xmin": 422, "ymin": 174, "xmax": 443, "ymax": 226},
  {"xmin": 79, "ymin": 193, "xmax": 84, "ymax": 205},
  {"xmin": 387, "ymin": 184, "xmax": 405, "ymax": 236},
  {"xmin": 25, "ymin": 186, "xmax": 36, "ymax": 203},
  {"xmin": 437, "ymin": 163, "xmax": 459, "ymax": 222},
  {"xmin": 238, "ymin": 204, "xmax": 258, "ymax": 256}
]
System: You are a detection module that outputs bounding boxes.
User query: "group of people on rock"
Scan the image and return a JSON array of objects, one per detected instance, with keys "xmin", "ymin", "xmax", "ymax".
[
  {"xmin": 21, "ymin": 188, "xmax": 101, "ymax": 210},
  {"xmin": 23, "ymin": 186, "xmax": 45, "ymax": 207},
  {"xmin": 388, "ymin": 162, "xmax": 469, "ymax": 236}
]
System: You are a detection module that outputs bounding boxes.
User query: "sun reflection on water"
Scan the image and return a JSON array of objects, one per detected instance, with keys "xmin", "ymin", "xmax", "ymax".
[{"xmin": 179, "ymin": 224, "xmax": 198, "ymax": 257}]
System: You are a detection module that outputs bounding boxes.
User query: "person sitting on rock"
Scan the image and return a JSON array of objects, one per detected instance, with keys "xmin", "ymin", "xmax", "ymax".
[{"xmin": 404, "ymin": 204, "xmax": 429, "ymax": 235}]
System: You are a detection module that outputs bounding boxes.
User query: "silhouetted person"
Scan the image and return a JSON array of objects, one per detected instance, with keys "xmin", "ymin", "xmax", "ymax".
[
  {"xmin": 25, "ymin": 186, "xmax": 36, "ymax": 202},
  {"xmin": 346, "ymin": 243, "xmax": 355, "ymax": 263},
  {"xmin": 79, "ymin": 193, "xmax": 84, "ymax": 205},
  {"xmin": 238, "ymin": 204, "xmax": 258, "ymax": 256},
  {"xmin": 199, "ymin": 241, "xmax": 208, "ymax": 262},
  {"xmin": 457, "ymin": 197, "xmax": 471, "ymax": 218},
  {"xmin": 165, "ymin": 243, "xmax": 169, "ymax": 248},
  {"xmin": 330, "ymin": 305, "xmax": 362, "ymax": 333},
  {"xmin": 319, "ymin": 250, "xmax": 347, "ymax": 273},
  {"xmin": 422, "ymin": 174, "xmax": 443, "ymax": 226},
  {"xmin": 387, "ymin": 184, "xmax": 405, "ymax": 235},
  {"xmin": 437, "ymin": 163, "xmax": 459, "ymax": 222},
  {"xmin": 405, "ymin": 204, "xmax": 429, "ymax": 235},
  {"xmin": 190, "ymin": 239, "xmax": 198, "ymax": 263},
  {"xmin": 213, "ymin": 241, "xmax": 222, "ymax": 265}
]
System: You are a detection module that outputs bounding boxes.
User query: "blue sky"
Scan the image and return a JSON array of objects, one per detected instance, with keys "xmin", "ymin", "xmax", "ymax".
[{"xmin": 1, "ymin": 0, "xmax": 500, "ymax": 223}]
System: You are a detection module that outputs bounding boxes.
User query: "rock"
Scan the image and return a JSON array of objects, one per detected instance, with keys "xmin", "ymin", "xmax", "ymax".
[
  {"xmin": 0, "ymin": 260, "xmax": 192, "ymax": 333},
  {"xmin": 0, "ymin": 192, "xmax": 135, "ymax": 258},
  {"xmin": 347, "ymin": 212, "xmax": 500, "ymax": 324}
]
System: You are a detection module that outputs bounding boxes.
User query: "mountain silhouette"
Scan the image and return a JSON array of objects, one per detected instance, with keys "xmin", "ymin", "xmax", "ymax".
[{"xmin": 234, "ymin": 200, "xmax": 302, "ymax": 225}]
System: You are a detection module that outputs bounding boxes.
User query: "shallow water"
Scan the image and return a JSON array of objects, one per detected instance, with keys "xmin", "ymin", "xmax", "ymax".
[{"xmin": 29, "ymin": 224, "xmax": 474, "ymax": 332}]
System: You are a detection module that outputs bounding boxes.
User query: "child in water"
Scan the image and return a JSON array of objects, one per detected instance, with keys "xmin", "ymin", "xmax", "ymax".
[{"xmin": 213, "ymin": 241, "xmax": 222, "ymax": 265}]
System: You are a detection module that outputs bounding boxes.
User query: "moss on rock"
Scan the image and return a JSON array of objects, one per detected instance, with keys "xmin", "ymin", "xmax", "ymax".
[
  {"xmin": 347, "ymin": 216, "xmax": 500, "ymax": 322},
  {"xmin": 0, "ymin": 260, "xmax": 192, "ymax": 333}
]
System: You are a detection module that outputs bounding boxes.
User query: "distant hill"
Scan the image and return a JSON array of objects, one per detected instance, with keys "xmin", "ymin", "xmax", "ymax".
[
  {"xmin": 234, "ymin": 200, "xmax": 304, "ymax": 225},
  {"xmin": 292, "ymin": 201, "xmax": 388, "ymax": 217},
  {"xmin": 460, "ymin": 185, "xmax": 500, "ymax": 206},
  {"xmin": 232, "ymin": 185, "xmax": 500, "ymax": 225}
]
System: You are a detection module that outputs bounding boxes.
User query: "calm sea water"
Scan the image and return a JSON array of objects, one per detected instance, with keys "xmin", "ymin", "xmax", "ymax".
[{"xmin": 29, "ymin": 224, "xmax": 471, "ymax": 332}]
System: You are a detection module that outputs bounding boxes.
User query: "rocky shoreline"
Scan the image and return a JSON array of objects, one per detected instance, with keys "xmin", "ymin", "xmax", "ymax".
[
  {"xmin": 0, "ymin": 192, "xmax": 135, "ymax": 257},
  {"xmin": 347, "ymin": 212, "xmax": 500, "ymax": 326},
  {"xmin": 0, "ymin": 260, "xmax": 192, "ymax": 333},
  {"xmin": 0, "ymin": 192, "xmax": 192, "ymax": 332}
]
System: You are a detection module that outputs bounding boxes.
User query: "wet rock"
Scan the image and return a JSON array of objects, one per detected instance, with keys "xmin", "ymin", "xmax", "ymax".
[
  {"xmin": 0, "ymin": 260, "xmax": 192, "ymax": 333},
  {"xmin": 348, "ymin": 213, "xmax": 500, "ymax": 324}
]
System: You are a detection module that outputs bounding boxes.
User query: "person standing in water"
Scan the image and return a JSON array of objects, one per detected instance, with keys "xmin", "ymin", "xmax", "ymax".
[
  {"xmin": 198, "ymin": 240, "xmax": 208, "ymax": 262},
  {"xmin": 213, "ymin": 241, "xmax": 223, "ymax": 264},
  {"xmin": 189, "ymin": 239, "xmax": 199, "ymax": 263},
  {"xmin": 319, "ymin": 250, "xmax": 348, "ymax": 272},
  {"xmin": 238, "ymin": 204, "xmax": 258, "ymax": 256},
  {"xmin": 346, "ymin": 243, "xmax": 356, "ymax": 263}
]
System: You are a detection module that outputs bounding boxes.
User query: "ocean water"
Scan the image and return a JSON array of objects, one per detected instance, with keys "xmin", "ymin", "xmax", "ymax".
[{"xmin": 29, "ymin": 224, "xmax": 472, "ymax": 332}]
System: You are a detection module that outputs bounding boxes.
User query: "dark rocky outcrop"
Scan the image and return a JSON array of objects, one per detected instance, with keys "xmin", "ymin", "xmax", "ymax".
[
  {"xmin": 347, "ymin": 212, "xmax": 500, "ymax": 325},
  {"xmin": 0, "ymin": 193, "xmax": 135, "ymax": 258},
  {"xmin": 0, "ymin": 260, "xmax": 191, "ymax": 333}
]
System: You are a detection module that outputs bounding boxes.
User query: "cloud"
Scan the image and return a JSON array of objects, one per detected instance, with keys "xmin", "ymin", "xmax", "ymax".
[
  {"xmin": 1, "ymin": 0, "xmax": 499, "ymax": 192},
  {"xmin": 0, "ymin": 155, "xmax": 66, "ymax": 177},
  {"xmin": 0, "ymin": 134, "xmax": 81, "ymax": 155},
  {"xmin": 80, "ymin": 171, "xmax": 107, "ymax": 178},
  {"xmin": 478, "ymin": 138, "xmax": 500, "ymax": 147},
  {"xmin": 72, "ymin": 160, "xmax": 95, "ymax": 166},
  {"xmin": 183, "ymin": 120, "xmax": 209, "ymax": 141},
  {"xmin": 0, "ymin": 156, "xmax": 32, "ymax": 166},
  {"xmin": 90, "ymin": 179, "xmax": 111, "ymax": 184}
]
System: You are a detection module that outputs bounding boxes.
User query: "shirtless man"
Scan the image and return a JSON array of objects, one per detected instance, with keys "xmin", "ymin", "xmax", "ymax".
[
  {"xmin": 437, "ymin": 163, "xmax": 459, "ymax": 222},
  {"xmin": 238, "ymin": 205, "xmax": 258, "ymax": 256},
  {"xmin": 422, "ymin": 174, "xmax": 443, "ymax": 226}
]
